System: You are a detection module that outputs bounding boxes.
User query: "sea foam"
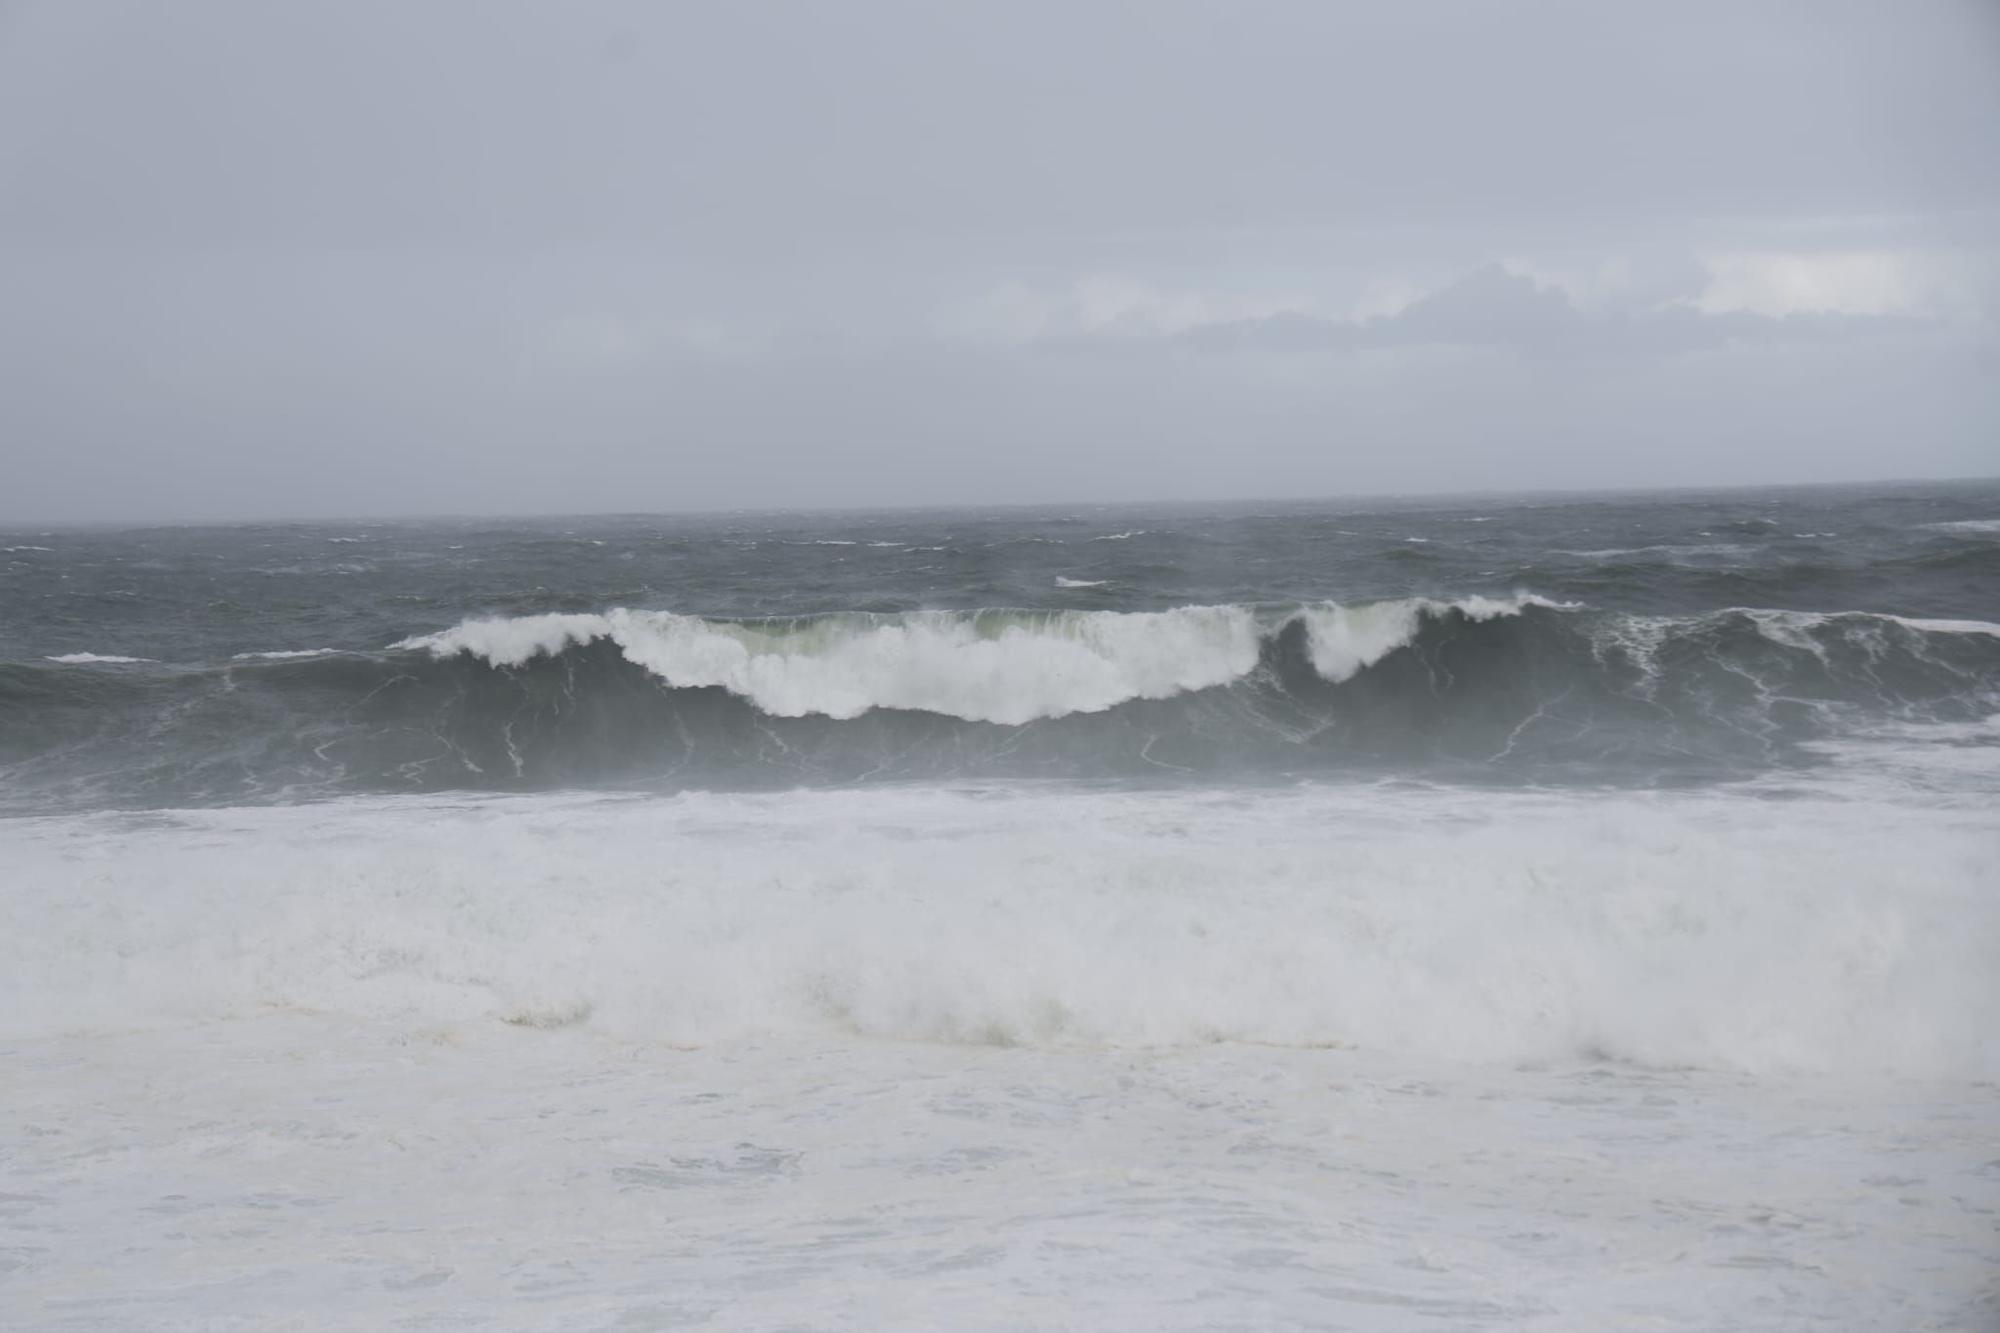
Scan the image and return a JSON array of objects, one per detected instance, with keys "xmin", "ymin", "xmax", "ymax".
[{"xmin": 5, "ymin": 780, "xmax": 1991, "ymax": 1077}]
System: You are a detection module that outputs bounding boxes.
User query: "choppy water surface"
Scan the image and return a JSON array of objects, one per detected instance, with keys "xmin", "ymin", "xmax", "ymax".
[{"xmin": 4, "ymin": 480, "xmax": 1997, "ymax": 809}]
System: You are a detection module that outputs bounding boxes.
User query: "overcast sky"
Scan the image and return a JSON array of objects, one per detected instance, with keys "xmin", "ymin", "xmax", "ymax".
[{"xmin": 2, "ymin": 0, "xmax": 1996, "ymax": 522}]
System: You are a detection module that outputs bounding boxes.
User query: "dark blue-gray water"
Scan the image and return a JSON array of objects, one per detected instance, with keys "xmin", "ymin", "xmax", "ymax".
[{"xmin": 3, "ymin": 480, "xmax": 1997, "ymax": 813}]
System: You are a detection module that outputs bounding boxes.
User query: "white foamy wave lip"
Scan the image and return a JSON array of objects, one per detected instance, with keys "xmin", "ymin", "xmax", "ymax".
[
  {"xmin": 1297, "ymin": 594, "xmax": 1573, "ymax": 683},
  {"xmin": 396, "ymin": 596, "xmax": 1577, "ymax": 721},
  {"xmin": 1720, "ymin": 607, "xmax": 2000, "ymax": 640},
  {"xmin": 1923, "ymin": 518, "xmax": 2000, "ymax": 534},
  {"xmin": 232, "ymin": 648, "xmax": 342, "ymax": 660},
  {"xmin": 398, "ymin": 605, "xmax": 1267, "ymax": 724},
  {"xmin": 1055, "ymin": 576, "xmax": 1109, "ymax": 588},
  {"xmin": 44, "ymin": 652, "xmax": 156, "ymax": 664},
  {"xmin": 1888, "ymin": 616, "xmax": 2000, "ymax": 637}
]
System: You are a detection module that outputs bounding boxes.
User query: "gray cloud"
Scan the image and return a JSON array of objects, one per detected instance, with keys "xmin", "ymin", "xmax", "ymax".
[
  {"xmin": 4, "ymin": 1, "xmax": 1997, "ymax": 251},
  {"xmin": 0, "ymin": 1, "xmax": 1996, "ymax": 522},
  {"xmin": 1175, "ymin": 265, "xmax": 1932, "ymax": 356}
]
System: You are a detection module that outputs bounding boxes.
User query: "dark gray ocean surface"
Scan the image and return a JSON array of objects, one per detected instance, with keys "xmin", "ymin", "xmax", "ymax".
[{"xmin": 3, "ymin": 480, "xmax": 1997, "ymax": 813}]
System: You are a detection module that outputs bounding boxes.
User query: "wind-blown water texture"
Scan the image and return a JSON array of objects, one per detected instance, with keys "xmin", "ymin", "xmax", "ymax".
[{"xmin": 3, "ymin": 481, "xmax": 1998, "ymax": 811}]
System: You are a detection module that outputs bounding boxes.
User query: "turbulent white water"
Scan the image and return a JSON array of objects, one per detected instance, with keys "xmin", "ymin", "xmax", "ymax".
[
  {"xmin": 1296, "ymin": 594, "xmax": 1569, "ymax": 683},
  {"xmin": 396, "ymin": 595, "xmax": 1570, "ymax": 724},
  {"xmin": 15, "ymin": 1013, "xmax": 1993, "ymax": 1333},
  {"xmin": 6, "ymin": 769, "xmax": 1997, "ymax": 1329},
  {"xmin": 398, "ymin": 605, "xmax": 1267, "ymax": 723},
  {"xmin": 7, "ymin": 776, "xmax": 1992, "ymax": 1077}
]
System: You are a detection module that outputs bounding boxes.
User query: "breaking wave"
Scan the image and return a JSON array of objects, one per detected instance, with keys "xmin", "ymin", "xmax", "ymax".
[
  {"xmin": 4, "ymin": 594, "xmax": 1997, "ymax": 808},
  {"xmin": 395, "ymin": 603, "xmax": 1273, "ymax": 724},
  {"xmin": 389, "ymin": 596, "xmax": 1571, "ymax": 724}
]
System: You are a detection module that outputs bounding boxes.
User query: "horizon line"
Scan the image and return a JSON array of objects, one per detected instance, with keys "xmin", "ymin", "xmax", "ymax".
[{"xmin": 3, "ymin": 472, "xmax": 1994, "ymax": 533}]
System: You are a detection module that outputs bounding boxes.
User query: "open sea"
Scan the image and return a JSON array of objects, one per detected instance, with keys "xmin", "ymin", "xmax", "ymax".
[{"xmin": 4, "ymin": 480, "xmax": 1997, "ymax": 1329}]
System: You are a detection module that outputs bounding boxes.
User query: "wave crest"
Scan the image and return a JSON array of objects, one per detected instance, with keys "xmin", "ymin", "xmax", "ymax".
[
  {"xmin": 10, "ymin": 594, "xmax": 1996, "ymax": 810},
  {"xmin": 1298, "ymin": 594, "xmax": 1571, "ymax": 683},
  {"xmin": 397, "ymin": 596, "xmax": 1564, "ymax": 723},
  {"xmin": 397, "ymin": 606, "xmax": 1265, "ymax": 724}
]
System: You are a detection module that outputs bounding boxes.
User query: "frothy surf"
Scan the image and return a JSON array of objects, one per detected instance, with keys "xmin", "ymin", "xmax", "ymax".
[{"xmin": 4, "ymin": 782, "xmax": 1992, "ymax": 1077}]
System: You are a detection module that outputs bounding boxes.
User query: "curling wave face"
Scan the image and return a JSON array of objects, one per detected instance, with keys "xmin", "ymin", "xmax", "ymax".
[
  {"xmin": 3, "ymin": 592, "xmax": 1997, "ymax": 810},
  {"xmin": 393, "ymin": 603, "xmax": 1274, "ymax": 723}
]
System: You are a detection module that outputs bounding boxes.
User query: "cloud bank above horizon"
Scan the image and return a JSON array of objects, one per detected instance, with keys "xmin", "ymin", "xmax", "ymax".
[{"xmin": 1, "ymin": 0, "xmax": 1995, "ymax": 523}]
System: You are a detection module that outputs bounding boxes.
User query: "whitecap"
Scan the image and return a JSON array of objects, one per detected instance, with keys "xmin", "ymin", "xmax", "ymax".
[
  {"xmin": 1889, "ymin": 616, "xmax": 2000, "ymax": 637},
  {"xmin": 1297, "ymin": 594, "xmax": 1573, "ymax": 682},
  {"xmin": 398, "ymin": 605, "xmax": 1268, "ymax": 725},
  {"xmin": 44, "ymin": 653, "xmax": 156, "ymax": 664},
  {"xmin": 398, "ymin": 595, "xmax": 1574, "ymax": 722}
]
